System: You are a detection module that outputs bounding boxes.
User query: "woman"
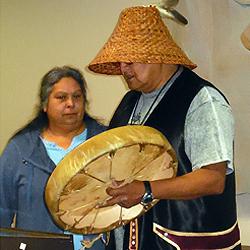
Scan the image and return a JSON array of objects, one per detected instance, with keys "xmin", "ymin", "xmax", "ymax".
[{"xmin": 0, "ymin": 66, "xmax": 107, "ymax": 250}]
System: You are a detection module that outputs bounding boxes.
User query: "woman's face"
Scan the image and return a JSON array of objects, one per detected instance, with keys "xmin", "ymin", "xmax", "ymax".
[{"xmin": 43, "ymin": 77, "xmax": 85, "ymax": 129}]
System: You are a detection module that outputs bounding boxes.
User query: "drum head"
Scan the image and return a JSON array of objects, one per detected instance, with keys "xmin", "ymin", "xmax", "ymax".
[{"xmin": 45, "ymin": 125, "xmax": 177, "ymax": 234}]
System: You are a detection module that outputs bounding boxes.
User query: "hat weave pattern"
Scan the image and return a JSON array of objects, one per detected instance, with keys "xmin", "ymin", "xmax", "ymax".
[{"xmin": 88, "ymin": 6, "xmax": 196, "ymax": 75}]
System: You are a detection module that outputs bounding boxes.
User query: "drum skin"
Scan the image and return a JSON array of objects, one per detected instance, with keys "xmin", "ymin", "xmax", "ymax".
[{"xmin": 45, "ymin": 125, "xmax": 177, "ymax": 234}]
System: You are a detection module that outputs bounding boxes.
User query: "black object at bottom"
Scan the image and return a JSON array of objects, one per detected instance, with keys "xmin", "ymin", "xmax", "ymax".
[{"xmin": 0, "ymin": 227, "xmax": 73, "ymax": 250}]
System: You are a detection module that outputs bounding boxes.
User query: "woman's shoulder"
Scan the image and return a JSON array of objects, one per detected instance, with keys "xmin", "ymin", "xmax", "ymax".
[
  {"xmin": 85, "ymin": 115, "xmax": 106, "ymax": 126},
  {"xmin": 4, "ymin": 126, "xmax": 40, "ymax": 153},
  {"xmin": 85, "ymin": 115, "xmax": 107, "ymax": 137}
]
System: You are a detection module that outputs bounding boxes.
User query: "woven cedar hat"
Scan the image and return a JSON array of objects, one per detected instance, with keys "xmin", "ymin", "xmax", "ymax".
[{"xmin": 88, "ymin": 6, "xmax": 197, "ymax": 75}]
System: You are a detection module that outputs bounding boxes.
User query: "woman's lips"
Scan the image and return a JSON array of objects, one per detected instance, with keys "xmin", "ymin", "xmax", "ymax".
[{"xmin": 63, "ymin": 113, "xmax": 77, "ymax": 116}]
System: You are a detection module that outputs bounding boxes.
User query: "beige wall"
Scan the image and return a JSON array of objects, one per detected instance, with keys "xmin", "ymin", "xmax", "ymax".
[
  {"xmin": 1, "ymin": 0, "xmax": 250, "ymax": 245},
  {"xmin": 1, "ymin": 0, "xmax": 250, "ymax": 194}
]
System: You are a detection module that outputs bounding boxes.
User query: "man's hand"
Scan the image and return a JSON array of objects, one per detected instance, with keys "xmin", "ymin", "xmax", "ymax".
[{"xmin": 103, "ymin": 180, "xmax": 145, "ymax": 208}]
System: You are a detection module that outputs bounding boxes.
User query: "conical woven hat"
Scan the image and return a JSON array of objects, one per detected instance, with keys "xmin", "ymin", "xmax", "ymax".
[{"xmin": 88, "ymin": 6, "xmax": 196, "ymax": 75}]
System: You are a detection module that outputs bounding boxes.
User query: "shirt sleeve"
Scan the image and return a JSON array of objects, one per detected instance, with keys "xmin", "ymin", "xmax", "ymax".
[
  {"xmin": 0, "ymin": 139, "xmax": 19, "ymax": 227},
  {"xmin": 184, "ymin": 86, "xmax": 234, "ymax": 174}
]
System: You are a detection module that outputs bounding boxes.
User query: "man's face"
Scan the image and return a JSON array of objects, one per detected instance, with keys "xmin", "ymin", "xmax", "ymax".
[{"xmin": 120, "ymin": 62, "xmax": 167, "ymax": 93}]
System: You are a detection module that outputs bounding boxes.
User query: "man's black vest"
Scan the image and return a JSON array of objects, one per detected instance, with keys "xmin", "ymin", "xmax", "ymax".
[{"xmin": 108, "ymin": 67, "xmax": 238, "ymax": 250}]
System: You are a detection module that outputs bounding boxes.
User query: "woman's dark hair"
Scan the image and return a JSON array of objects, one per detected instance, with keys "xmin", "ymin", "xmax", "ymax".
[
  {"xmin": 39, "ymin": 66, "xmax": 88, "ymax": 111},
  {"xmin": 20, "ymin": 66, "xmax": 90, "ymax": 132}
]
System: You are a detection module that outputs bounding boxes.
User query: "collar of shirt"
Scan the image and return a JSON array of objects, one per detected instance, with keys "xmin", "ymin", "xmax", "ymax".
[{"xmin": 41, "ymin": 128, "xmax": 88, "ymax": 165}]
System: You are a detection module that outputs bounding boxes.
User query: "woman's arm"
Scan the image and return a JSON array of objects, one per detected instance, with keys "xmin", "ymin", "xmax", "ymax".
[{"xmin": 0, "ymin": 140, "xmax": 19, "ymax": 227}]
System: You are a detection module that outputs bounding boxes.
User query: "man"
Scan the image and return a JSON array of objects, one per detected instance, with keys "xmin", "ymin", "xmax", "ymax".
[{"xmin": 88, "ymin": 6, "xmax": 241, "ymax": 250}]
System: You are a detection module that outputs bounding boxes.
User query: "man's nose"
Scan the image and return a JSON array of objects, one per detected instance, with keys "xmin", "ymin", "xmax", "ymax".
[{"xmin": 120, "ymin": 62, "xmax": 131, "ymax": 73}]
